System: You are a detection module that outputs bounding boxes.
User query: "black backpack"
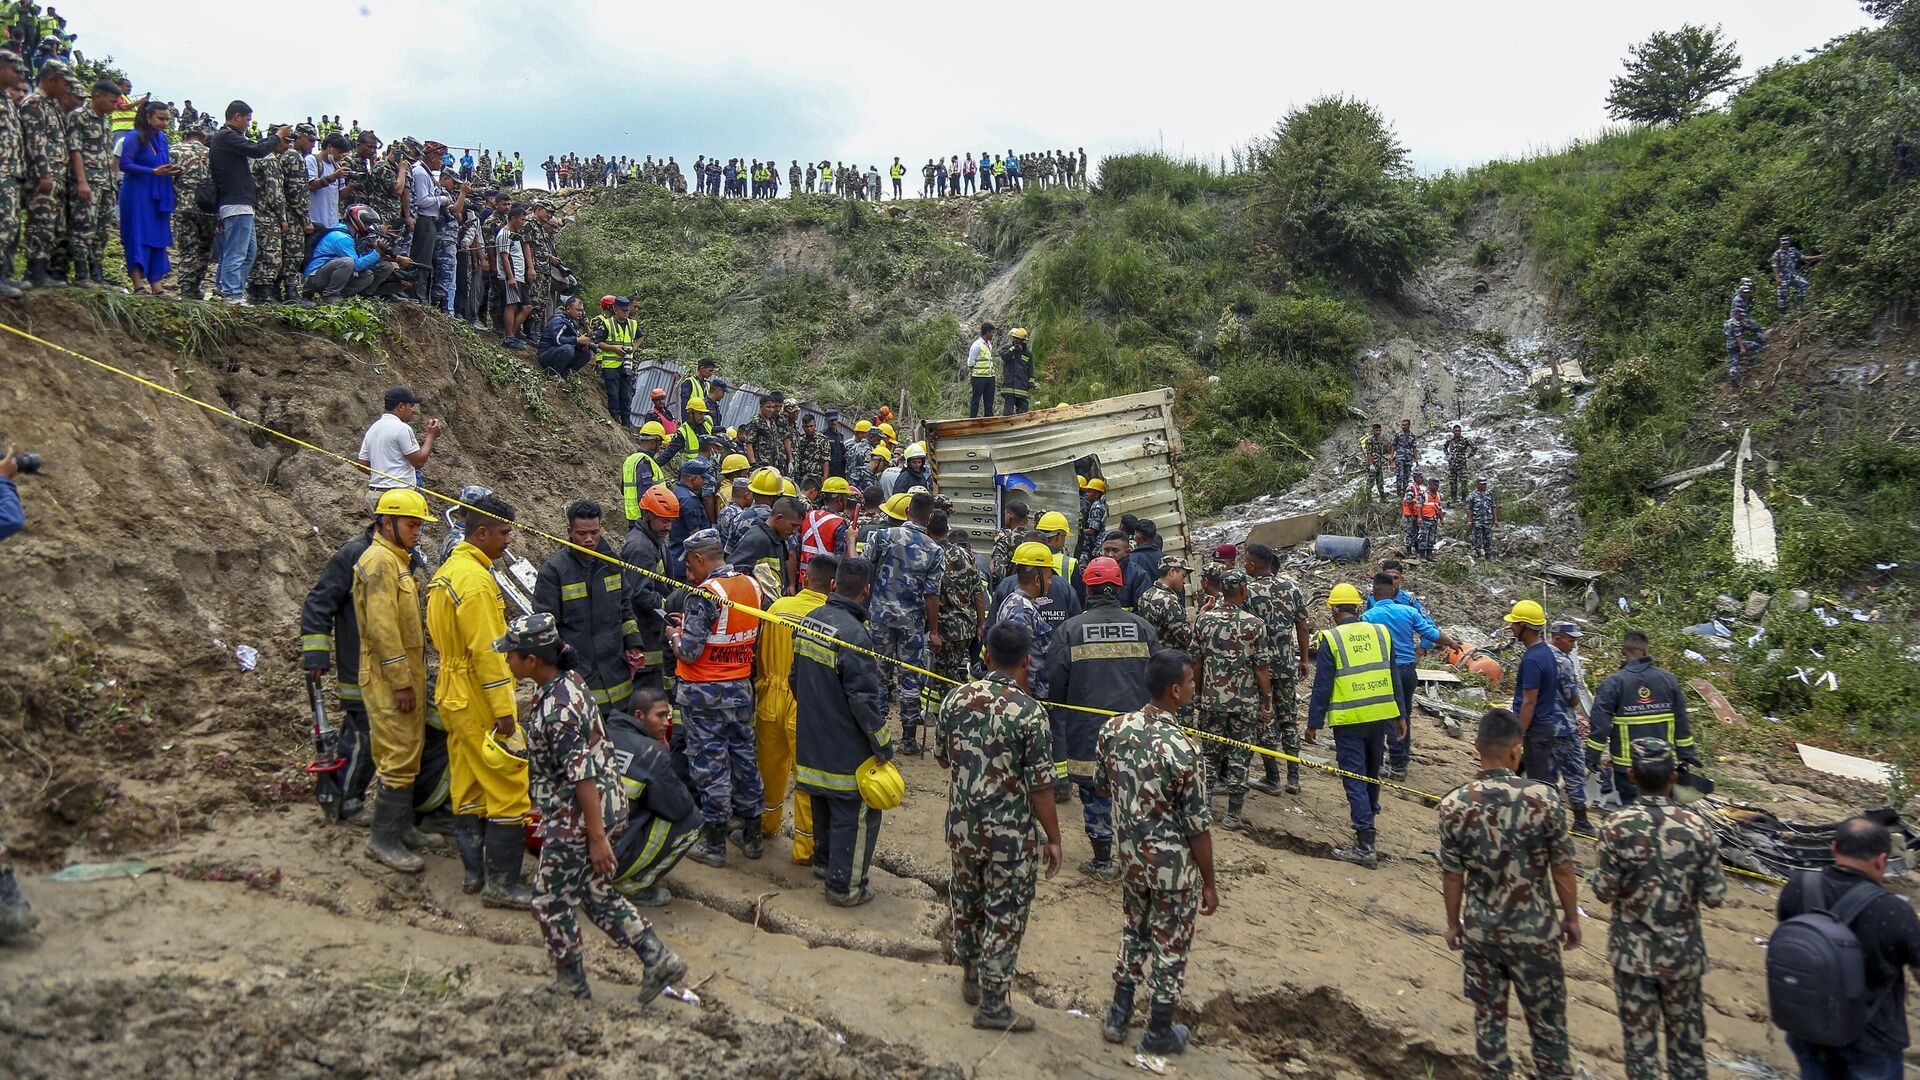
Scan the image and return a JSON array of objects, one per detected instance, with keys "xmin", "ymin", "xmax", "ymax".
[{"xmin": 1767, "ymin": 873, "xmax": 1881, "ymax": 1047}]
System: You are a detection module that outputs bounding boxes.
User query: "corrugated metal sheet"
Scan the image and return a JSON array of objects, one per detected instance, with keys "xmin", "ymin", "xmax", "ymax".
[
  {"xmin": 926, "ymin": 388, "xmax": 1190, "ymax": 568},
  {"xmin": 628, "ymin": 362, "xmax": 829, "ymax": 432}
]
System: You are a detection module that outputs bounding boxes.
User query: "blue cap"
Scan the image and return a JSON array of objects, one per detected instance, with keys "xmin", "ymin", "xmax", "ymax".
[
  {"xmin": 614, "ymin": 296, "xmax": 631, "ymax": 307},
  {"xmin": 680, "ymin": 456, "xmax": 711, "ymax": 476},
  {"xmin": 683, "ymin": 527, "xmax": 724, "ymax": 553}
]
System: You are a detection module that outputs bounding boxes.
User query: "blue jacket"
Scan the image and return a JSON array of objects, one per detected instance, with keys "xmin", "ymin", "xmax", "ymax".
[
  {"xmin": 0, "ymin": 476, "xmax": 21, "ymax": 541},
  {"xmin": 303, "ymin": 223, "xmax": 381, "ymax": 277},
  {"xmin": 1360, "ymin": 599, "xmax": 1438, "ymax": 665},
  {"xmin": 1363, "ymin": 589, "xmax": 1426, "ymax": 615}
]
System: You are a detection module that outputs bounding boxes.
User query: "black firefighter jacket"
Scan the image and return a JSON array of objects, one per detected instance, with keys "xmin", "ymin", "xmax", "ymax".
[
  {"xmin": 1041, "ymin": 597, "xmax": 1158, "ymax": 779},
  {"xmin": 535, "ymin": 540, "xmax": 645, "ymax": 709},
  {"xmin": 299, "ymin": 526, "xmax": 376, "ymax": 710},
  {"xmin": 791, "ymin": 593, "xmax": 892, "ymax": 800}
]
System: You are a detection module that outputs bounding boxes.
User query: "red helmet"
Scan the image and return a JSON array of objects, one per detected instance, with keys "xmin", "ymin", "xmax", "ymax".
[
  {"xmin": 600, "ymin": 294, "xmax": 617, "ymax": 309},
  {"xmin": 1083, "ymin": 557, "xmax": 1124, "ymax": 587},
  {"xmin": 343, "ymin": 204, "xmax": 382, "ymax": 236}
]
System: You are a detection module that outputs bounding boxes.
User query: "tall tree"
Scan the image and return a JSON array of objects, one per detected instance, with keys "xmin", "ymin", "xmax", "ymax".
[{"xmin": 1606, "ymin": 24, "xmax": 1743, "ymax": 124}]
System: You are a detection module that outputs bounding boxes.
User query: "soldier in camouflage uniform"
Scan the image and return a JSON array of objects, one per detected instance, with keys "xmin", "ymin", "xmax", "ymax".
[
  {"xmin": 345, "ymin": 132, "xmax": 403, "ymax": 229},
  {"xmin": 1135, "ymin": 556, "xmax": 1191, "ymax": 652},
  {"xmin": 0, "ymin": 51, "xmax": 27, "ymax": 299},
  {"xmin": 1190, "ymin": 570, "xmax": 1270, "ymax": 829},
  {"xmin": 794, "ymin": 413, "xmax": 831, "ymax": 489},
  {"xmin": 738, "ymin": 395, "xmax": 784, "ymax": 468},
  {"xmin": 863, "ymin": 490, "xmax": 944, "ymax": 753},
  {"xmin": 669, "ymin": 530, "xmax": 766, "ymax": 868},
  {"xmin": 1437, "ymin": 708, "xmax": 1580, "ymax": 1080},
  {"xmin": 1466, "ymin": 477, "xmax": 1498, "ymax": 559},
  {"xmin": 276, "ymin": 125, "xmax": 316, "ymax": 302},
  {"xmin": 1245, "ymin": 545, "xmax": 1309, "ymax": 796},
  {"xmin": 168, "ymin": 122, "xmax": 215, "ymax": 298},
  {"xmin": 19, "ymin": 60, "xmax": 71, "ymax": 286},
  {"xmin": 245, "ymin": 126, "xmax": 290, "ymax": 303},
  {"xmin": 1443, "ymin": 424, "xmax": 1475, "ymax": 503},
  {"xmin": 1363, "ymin": 422, "xmax": 1391, "ymax": 501},
  {"xmin": 1770, "ymin": 236, "xmax": 1820, "ymax": 312},
  {"xmin": 925, "ymin": 515, "xmax": 986, "ymax": 718},
  {"xmin": 1095, "ymin": 648, "xmax": 1217, "ymax": 1054},
  {"xmin": 988, "ymin": 500, "xmax": 1031, "ymax": 584},
  {"xmin": 776, "ymin": 401, "xmax": 801, "ymax": 476},
  {"xmin": 498, "ymin": 613, "xmax": 688, "ymax": 1004},
  {"xmin": 1393, "ymin": 419, "xmax": 1416, "ymax": 498},
  {"xmin": 526, "ymin": 201, "xmax": 558, "ymax": 322},
  {"xmin": 934, "ymin": 622, "xmax": 1062, "ymax": 1032},
  {"xmin": 1592, "ymin": 739, "xmax": 1725, "ymax": 1080},
  {"xmin": 63, "ymin": 79, "xmax": 116, "ymax": 287}
]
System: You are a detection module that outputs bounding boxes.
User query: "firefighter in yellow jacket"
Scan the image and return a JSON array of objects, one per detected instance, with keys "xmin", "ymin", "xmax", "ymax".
[
  {"xmin": 427, "ymin": 492, "xmax": 535, "ymax": 909},
  {"xmin": 756, "ymin": 553, "xmax": 834, "ymax": 863},
  {"xmin": 353, "ymin": 489, "xmax": 444, "ymax": 873}
]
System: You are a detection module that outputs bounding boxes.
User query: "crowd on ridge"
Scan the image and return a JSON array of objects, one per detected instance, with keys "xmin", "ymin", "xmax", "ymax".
[{"xmin": 538, "ymin": 149, "xmax": 1090, "ymax": 198}]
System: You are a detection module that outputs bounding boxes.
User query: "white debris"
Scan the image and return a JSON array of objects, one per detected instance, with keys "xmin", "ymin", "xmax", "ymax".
[
  {"xmin": 1797, "ymin": 743, "xmax": 1894, "ymax": 786},
  {"xmin": 234, "ymin": 644, "xmax": 259, "ymax": 672}
]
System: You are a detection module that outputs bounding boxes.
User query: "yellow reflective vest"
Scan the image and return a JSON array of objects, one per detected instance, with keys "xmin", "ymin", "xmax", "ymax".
[
  {"xmin": 595, "ymin": 314, "xmax": 638, "ymax": 370},
  {"xmin": 622, "ymin": 451, "xmax": 668, "ymax": 521},
  {"xmin": 1319, "ymin": 620, "xmax": 1398, "ymax": 725}
]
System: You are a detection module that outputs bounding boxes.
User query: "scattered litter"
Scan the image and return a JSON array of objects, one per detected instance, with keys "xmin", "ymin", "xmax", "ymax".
[
  {"xmin": 1814, "ymin": 607, "xmax": 1842, "ymax": 628},
  {"xmin": 831, "ymin": 1031, "xmax": 847, "ymax": 1046},
  {"xmin": 1066, "ymin": 1008, "xmax": 1087, "ymax": 1018},
  {"xmin": 1577, "ymin": 905, "xmax": 1590, "ymax": 920},
  {"xmin": 662, "ymin": 985, "xmax": 701, "ymax": 1007},
  {"xmin": 234, "ymin": 644, "xmax": 259, "ymax": 672},
  {"xmin": 1753, "ymin": 937, "xmax": 1767, "ymax": 947},
  {"xmin": 1796, "ymin": 743, "xmax": 1894, "ymax": 785},
  {"xmin": 1809, "ymin": 648, "xmax": 1824, "ymax": 660},
  {"xmin": 1818, "ymin": 671, "xmax": 1838, "ymax": 691},
  {"xmin": 1746, "ymin": 628, "xmax": 1765, "ymax": 647},
  {"xmin": 1764, "ymin": 715, "xmax": 1782, "ymax": 724},
  {"xmin": 1682, "ymin": 620, "xmax": 1732, "ymax": 638},
  {"xmin": 1617, "ymin": 596, "xmax": 1631, "ymax": 614},
  {"xmin": 1877, "ymin": 563, "xmax": 1900, "ymax": 571},
  {"xmin": 1683, "ymin": 649, "xmax": 1709, "ymax": 663},
  {"xmin": 49, "ymin": 861, "xmax": 154, "ymax": 882},
  {"xmin": 1347, "ymin": 877, "xmax": 1359, "ymax": 887},
  {"xmin": 1132, "ymin": 1053, "xmax": 1171, "ymax": 1075}
]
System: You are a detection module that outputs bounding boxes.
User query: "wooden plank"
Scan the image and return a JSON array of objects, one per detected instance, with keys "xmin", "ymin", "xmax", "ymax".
[
  {"xmin": 1542, "ymin": 563, "xmax": 1604, "ymax": 583},
  {"xmin": 1416, "ymin": 668, "xmax": 1463, "ymax": 684},
  {"xmin": 1246, "ymin": 512, "xmax": 1327, "ymax": 551},
  {"xmin": 1688, "ymin": 679, "xmax": 1745, "ymax": 726}
]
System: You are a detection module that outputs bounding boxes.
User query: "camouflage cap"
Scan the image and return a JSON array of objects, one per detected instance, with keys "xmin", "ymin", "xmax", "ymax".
[
  {"xmin": 493, "ymin": 612, "xmax": 559, "ymax": 653},
  {"xmin": 1630, "ymin": 738, "xmax": 1675, "ymax": 771},
  {"xmin": 37, "ymin": 57, "xmax": 70, "ymax": 76},
  {"xmin": 683, "ymin": 527, "xmax": 725, "ymax": 555},
  {"xmin": 294, "ymin": 122, "xmax": 318, "ymax": 139},
  {"xmin": 1219, "ymin": 569, "xmax": 1250, "ymax": 592},
  {"xmin": 0, "ymin": 49, "xmax": 22, "ymax": 71},
  {"xmin": 1157, "ymin": 554, "xmax": 1192, "ymax": 574}
]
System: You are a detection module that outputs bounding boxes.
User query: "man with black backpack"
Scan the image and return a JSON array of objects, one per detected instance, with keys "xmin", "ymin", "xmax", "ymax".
[
  {"xmin": 1591, "ymin": 739, "xmax": 1726, "ymax": 1080},
  {"xmin": 1770, "ymin": 817, "xmax": 1920, "ymax": 1079}
]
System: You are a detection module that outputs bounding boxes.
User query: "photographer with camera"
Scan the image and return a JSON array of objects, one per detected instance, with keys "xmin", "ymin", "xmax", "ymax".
[{"xmin": 0, "ymin": 448, "xmax": 33, "ymax": 541}]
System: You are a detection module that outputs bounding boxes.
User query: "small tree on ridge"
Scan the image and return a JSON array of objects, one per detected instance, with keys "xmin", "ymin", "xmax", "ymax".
[{"xmin": 1606, "ymin": 24, "xmax": 1743, "ymax": 125}]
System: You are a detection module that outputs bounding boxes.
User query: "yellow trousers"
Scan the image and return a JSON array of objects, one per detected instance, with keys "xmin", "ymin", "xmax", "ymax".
[
  {"xmin": 443, "ymin": 701, "xmax": 530, "ymax": 822},
  {"xmin": 755, "ymin": 692, "xmax": 813, "ymax": 863},
  {"xmin": 361, "ymin": 661, "xmax": 426, "ymax": 789}
]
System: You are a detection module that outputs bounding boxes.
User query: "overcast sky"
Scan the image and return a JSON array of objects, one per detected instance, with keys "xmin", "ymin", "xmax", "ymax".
[{"xmin": 66, "ymin": 0, "xmax": 1872, "ymax": 177}]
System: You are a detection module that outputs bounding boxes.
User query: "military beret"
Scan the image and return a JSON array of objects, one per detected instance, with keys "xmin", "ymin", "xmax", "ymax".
[
  {"xmin": 1219, "ymin": 569, "xmax": 1250, "ymax": 591},
  {"xmin": 1630, "ymin": 738, "xmax": 1675, "ymax": 771},
  {"xmin": 493, "ymin": 612, "xmax": 559, "ymax": 653}
]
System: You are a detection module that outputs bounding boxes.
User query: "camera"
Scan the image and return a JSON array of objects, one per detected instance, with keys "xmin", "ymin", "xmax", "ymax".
[{"xmin": 12, "ymin": 452, "xmax": 37, "ymax": 475}]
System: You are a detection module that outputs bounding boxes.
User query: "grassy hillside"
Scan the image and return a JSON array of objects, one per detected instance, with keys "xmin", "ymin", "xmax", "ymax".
[{"xmin": 1427, "ymin": 21, "xmax": 1920, "ymax": 748}]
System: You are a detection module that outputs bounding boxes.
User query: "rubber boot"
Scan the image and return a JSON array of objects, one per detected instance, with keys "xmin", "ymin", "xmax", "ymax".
[
  {"xmin": 68, "ymin": 257, "xmax": 93, "ymax": 288},
  {"xmin": 1250, "ymin": 755, "xmax": 1284, "ymax": 795},
  {"xmin": 1332, "ymin": 829, "xmax": 1378, "ymax": 870},
  {"xmin": 0, "ymin": 863, "xmax": 39, "ymax": 941},
  {"xmin": 1221, "ymin": 794, "xmax": 1247, "ymax": 831},
  {"xmin": 1055, "ymin": 779, "xmax": 1074, "ymax": 804},
  {"xmin": 1285, "ymin": 762, "xmax": 1302, "ymax": 795},
  {"xmin": 480, "ymin": 821, "xmax": 536, "ymax": 909},
  {"xmin": 0, "ymin": 243, "xmax": 23, "ymax": 299},
  {"xmin": 901, "ymin": 720, "xmax": 920, "ymax": 757},
  {"xmin": 1079, "ymin": 838, "xmax": 1120, "ymax": 883},
  {"xmin": 971, "ymin": 986, "xmax": 1035, "ymax": 1032},
  {"xmin": 342, "ymin": 798, "xmax": 373, "ymax": 828},
  {"xmin": 0, "ymin": 275, "xmax": 21, "ymax": 300},
  {"xmin": 1572, "ymin": 804, "xmax": 1593, "ymax": 836},
  {"xmin": 627, "ymin": 884, "xmax": 672, "ymax": 907},
  {"xmin": 551, "ymin": 955, "xmax": 591, "ymax": 999},
  {"xmin": 90, "ymin": 264, "xmax": 109, "ymax": 289},
  {"xmin": 631, "ymin": 926, "xmax": 688, "ymax": 1005},
  {"xmin": 1137, "ymin": 1001, "xmax": 1190, "ymax": 1055},
  {"xmin": 961, "ymin": 961, "xmax": 981, "ymax": 1005},
  {"xmin": 282, "ymin": 279, "xmax": 314, "ymax": 308},
  {"xmin": 453, "ymin": 815, "xmax": 486, "ymax": 894},
  {"xmin": 728, "ymin": 822, "xmax": 763, "ymax": 861},
  {"xmin": 688, "ymin": 822, "xmax": 728, "ymax": 868},
  {"xmin": 826, "ymin": 884, "xmax": 875, "ymax": 907},
  {"xmin": 25, "ymin": 259, "xmax": 59, "ymax": 289},
  {"xmin": 393, "ymin": 788, "xmax": 444, "ymax": 851},
  {"xmin": 1102, "ymin": 982, "xmax": 1136, "ymax": 1044},
  {"xmin": 364, "ymin": 785, "xmax": 425, "ymax": 873}
]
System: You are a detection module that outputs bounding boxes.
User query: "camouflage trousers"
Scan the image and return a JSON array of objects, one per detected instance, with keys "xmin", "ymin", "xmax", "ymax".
[
  {"xmin": 949, "ymin": 852, "xmax": 1037, "ymax": 993},
  {"xmin": 247, "ymin": 211, "xmax": 288, "ymax": 288},
  {"xmin": 1614, "ymin": 970, "xmax": 1706, "ymax": 1080},
  {"xmin": 1471, "ymin": 521, "xmax": 1493, "ymax": 559},
  {"xmin": 0, "ymin": 180, "xmax": 16, "ymax": 265},
  {"xmin": 1404, "ymin": 514, "xmax": 1420, "ymax": 553},
  {"xmin": 66, "ymin": 181, "xmax": 114, "ymax": 270},
  {"xmin": 1367, "ymin": 464, "xmax": 1387, "ymax": 501},
  {"xmin": 1114, "ymin": 884, "xmax": 1198, "ymax": 1007},
  {"xmin": 1462, "ymin": 939, "xmax": 1572, "ymax": 1080},
  {"xmin": 919, "ymin": 637, "xmax": 976, "ymax": 721},
  {"xmin": 1448, "ymin": 464, "xmax": 1469, "ymax": 503},
  {"xmin": 873, "ymin": 622, "xmax": 929, "ymax": 743},
  {"xmin": 23, "ymin": 170, "xmax": 67, "ymax": 261},
  {"xmin": 172, "ymin": 211, "xmax": 216, "ymax": 296},
  {"xmin": 1419, "ymin": 517, "xmax": 1439, "ymax": 558},
  {"xmin": 681, "ymin": 701, "xmax": 762, "ymax": 828},
  {"xmin": 1776, "ymin": 272, "xmax": 1808, "ymax": 311},
  {"xmin": 1198, "ymin": 705, "xmax": 1259, "ymax": 799},
  {"xmin": 1263, "ymin": 669, "xmax": 1301, "ymax": 758},
  {"xmin": 1552, "ymin": 734, "xmax": 1588, "ymax": 812},
  {"xmin": 533, "ymin": 834, "xmax": 652, "ymax": 965}
]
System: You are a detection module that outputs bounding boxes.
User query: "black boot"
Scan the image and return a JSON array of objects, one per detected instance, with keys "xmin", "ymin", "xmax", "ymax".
[
  {"xmin": 480, "ymin": 821, "xmax": 535, "ymax": 909},
  {"xmin": 1332, "ymin": 828, "xmax": 1378, "ymax": 870},
  {"xmin": 364, "ymin": 784, "xmax": 424, "ymax": 873},
  {"xmin": 728, "ymin": 823, "xmax": 764, "ymax": 860},
  {"xmin": 1250, "ymin": 755, "xmax": 1284, "ymax": 795},
  {"xmin": 1221, "ymin": 794, "xmax": 1248, "ymax": 831},
  {"xmin": 453, "ymin": 815, "xmax": 485, "ymax": 894},
  {"xmin": 971, "ymin": 986, "xmax": 1035, "ymax": 1032},
  {"xmin": 1078, "ymin": 838, "xmax": 1120, "ymax": 882},
  {"xmin": 1137, "ymin": 1001, "xmax": 1190, "ymax": 1055},
  {"xmin": 630, "ymin": 926, "xmax": 688, "ymax": 1005},
  {"xmin": 1285, "ymin": 762, "xmax": 1302, "ymax": 794},
  {"xmin": 688, "ymin": 822, "xmax": 727, "ymax": 868},
  {"xmin": 392, "ymin": 787, "xmax": 444, "ymax": 852},
  {"xmin": 1102, "ymin": 982, "xmax": 1136, "ymax": 1044},
  {"xmin": 0, "ymin": 863, "xmax": 38, "ymax": 942},
  {"xmin": 961, "ymin": 961, "xmax": 981, "ymax": 1005},
  {"xmin": 282, "ymin": 279, "xmax": 314, "ymax": 308},
  {"xmin": 1572, "ymin": 805, "xmax": 1593, "ymax": 836},
  {"xmin": 25, "ymin": 259, "xmax": 59, "ymax": 289},
  {"xmin": 552, "ymin": 955, "xmax": 591, "ymax": 999}
]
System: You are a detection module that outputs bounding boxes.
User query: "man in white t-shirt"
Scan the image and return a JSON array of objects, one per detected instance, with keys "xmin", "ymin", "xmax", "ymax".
[{"xmin": 357, "ymin": 385, "xmax": 444, "ymax": 512}]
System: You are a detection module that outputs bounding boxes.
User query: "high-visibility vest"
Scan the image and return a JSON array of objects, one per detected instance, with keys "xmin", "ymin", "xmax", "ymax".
[
  {"xmin": 595, "ymin": 314, "xmax": 638, "ymax": 369},
  {"xmin": 1419, "ymin": 491, "xmax": 1442, "ymax": 519},
  {"xmin": 992, "ymin": 159, "xmax": 1005, "ymax": 176},
  {"xmin": 820, "ymin": 166, "xmax": 832, "ymax": 183},
  {"xmin": 890, "ymin": 163, "xmax": 904, "ymax": 179},
  {"xmin": 799, "ymin": 509, "xmax": 848, "ymax": 566},
  {"xmin": 676, "ymin": 573, "xmax": 763, "ymax": 683},
  {"xmin": 110, "ymin": 100, "xmax": 137, "ymax": 135},
  {"xmin": 1319, "ymin": 621, "xmax": 1399, "ymax": 725},
  {"xmin": 1052, "ymin": 552, "xmax": 1077, "ymax": 582},
  {"xmin": 679, "ymin": 376, "xmax": 709, "ymax": 416},
  {"xmin": 622, "ymin": 451, "xmax": 667, "ymax": 521},
  {"xmin": 1402, "ymin": 489, "xmax": 1418, "ymax": 518},
  {"xmin": 968, "ymin": 339, "xmax": 995, "ymax": 377}
]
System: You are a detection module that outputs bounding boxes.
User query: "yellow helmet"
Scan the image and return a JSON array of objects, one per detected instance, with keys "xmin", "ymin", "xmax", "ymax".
[
  {"xmin": 781, "ymin": 478, "xmax": 799, "ymax": 497},
  {"xmin": 1010, "ymin": 327, "xmax": 1029, "ymax": 340},
  {"xmin": 1012, "ymin": 541, "xmax": 1055, "ymax": 568},
  {"xmin": 1327, "ymin": 582, "xmax": 1364, "ymax": 608},
  {"xmin": 854, "ymin": 419, "xmax": 873, "ymax": 434},
  {"xmin": 856, "ymin": 756, "xmax": 905, "ymax": 811},
  {"xmin": 878, "ymin": 422, "xmax": 896, "ymax": 440},
  {"xmin": 869, "ymin": 444, "xmax": 893, "ymax": 464},
  {"xmin": 882, "ymin": 492, "xmax": 912, "ymax": 520},
  {"xmin": 481, "ymin": 722, "xmax": 530, "ymax": 771},
  {"xmin": 637, "ymin": 420, "xmax": 666, "ymax": 440},
  {"xmin": 904, "ymin": 442, "xmax": 927, "ymax": 461},
  {"xmin": 373, "ymin": 488, "xmax": 432, "ymax": 521},
  {"xmin": 1085, "ymin": 477, "xmax": 1107, "ymax": 493},
  {"xmin": 726, "ymin": 426, "xmax": 739, "ymax": 440},
  {"xmin": 1075, "ymin": 475, "xmax": 1088, "ymax": 489},
  {"xmin": 1504, "ymin": 599, "xmax": 1547, "ymax": 627},
  {"xmin": 748, "ymin": 467, "xmax": 784, "ymax": 497},
  {"xmin": 1036, "ymin": 510, "xmax": 1071, "ymax": 534},
  {"xmin": 720, "ymin": 453, "xmax": 751, "ymax": 475},
  {"xmin": 821, "ymin": 476, "xmax": 853, "ymax": 496}
]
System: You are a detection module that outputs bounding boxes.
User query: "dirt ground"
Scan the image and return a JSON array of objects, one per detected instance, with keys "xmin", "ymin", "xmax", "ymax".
[{"xmin": 0, "ymin": 266, "xmax": 1908, "ymax": 1077}]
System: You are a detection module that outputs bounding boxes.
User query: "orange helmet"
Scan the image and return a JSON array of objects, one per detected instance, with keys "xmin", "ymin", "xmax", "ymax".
[
  {"xmin": 639, "ymin": 484, "xmax": 680, "ymax": 519},
  {"xmin": 877, "ymin": 406, "xmax": 893, "ymax": 422}
]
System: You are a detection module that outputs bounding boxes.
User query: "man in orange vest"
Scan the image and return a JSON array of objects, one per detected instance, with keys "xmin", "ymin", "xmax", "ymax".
[
  {"xmin": 1402, "ymin": 470, "xmax": 1426, "ymax": 555},
  {"xmin": 800, "ymin": 477, "xmax": 858, "ymax": 567},
  {"xmin": 668, "ymin": 528, "xmax": 766, "ymax": 868},
  {"xmin": 1419, "ymin": 476, "xmax": 1444, "ymax": 559}
]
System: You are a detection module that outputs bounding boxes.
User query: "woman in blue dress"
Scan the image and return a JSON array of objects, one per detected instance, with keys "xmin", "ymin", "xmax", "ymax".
[{"xmin": 117, "ymin": 100, "xmax": 179, "ymax": 294}]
